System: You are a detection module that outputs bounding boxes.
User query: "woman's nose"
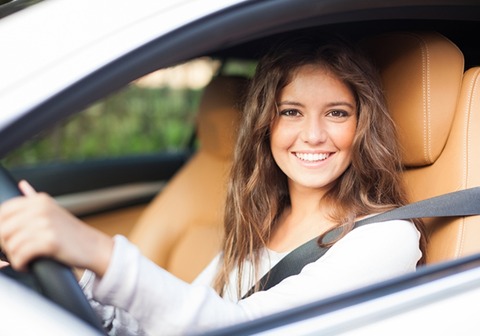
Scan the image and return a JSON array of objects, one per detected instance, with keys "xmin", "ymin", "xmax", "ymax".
[{"xmin": 300, "ymin": 117, "xmax": 327, "ymax": 144}]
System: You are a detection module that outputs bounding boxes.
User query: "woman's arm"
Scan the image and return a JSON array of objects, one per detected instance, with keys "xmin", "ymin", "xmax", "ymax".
[
  {"xmin": 89, "ymin": 220, "xmax": 421, "ymax": 335},
  {"xmin": 0, "ymin": 184, "xmax": 422, "ymax": 335},
  {"xmin": 0, "ymin": 181, "xmax": 114, "ymax": 275}
]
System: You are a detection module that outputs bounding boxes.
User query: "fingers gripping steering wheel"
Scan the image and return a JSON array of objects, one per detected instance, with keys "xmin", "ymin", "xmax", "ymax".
[{"xmin": 0, "ymin": 165, "xmax": 105, "ymax": 334}]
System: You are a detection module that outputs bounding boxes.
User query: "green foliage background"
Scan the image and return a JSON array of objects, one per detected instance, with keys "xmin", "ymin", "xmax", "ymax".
[{"xmin": 3, "ymin": 85, "xmax": 202, "ymax": 167}]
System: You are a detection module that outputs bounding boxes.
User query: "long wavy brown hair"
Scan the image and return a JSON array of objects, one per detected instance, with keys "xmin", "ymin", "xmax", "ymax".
[{"xmin": 213, "ymin": 35, "xmax": 427, "ymax": 297}]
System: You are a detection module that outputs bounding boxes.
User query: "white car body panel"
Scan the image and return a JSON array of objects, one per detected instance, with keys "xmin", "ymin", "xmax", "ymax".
[
  {"xmin": 239, "ymin": 265, "xmax": 480, "ymax": 335},
  {"xmin": 0, "ymin": 0, "xmax": 246, "ymax": 129},
  {"xmin": 0, "ymin": 275, "xmax": 102, "ymax": 335}
]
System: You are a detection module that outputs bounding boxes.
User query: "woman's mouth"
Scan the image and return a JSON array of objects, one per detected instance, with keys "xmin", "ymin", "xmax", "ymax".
[{"xmin": 294, "ymin": 152, "xmax": 331, "ymax": 162}]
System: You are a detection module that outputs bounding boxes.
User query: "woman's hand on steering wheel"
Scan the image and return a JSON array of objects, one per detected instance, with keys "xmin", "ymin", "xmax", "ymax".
[{"xmin": 0, "ymin": 180, "xmax": 113, "ymax": 277}]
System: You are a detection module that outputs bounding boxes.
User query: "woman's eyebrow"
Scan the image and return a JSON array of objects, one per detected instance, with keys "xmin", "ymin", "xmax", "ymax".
[
  {"xmin": 277, "ymin": 101, "xmax": 355, "ymax": 108},
  {"xmin": 277, "ymin": 100, "xmax": 304, "ymax": 107},
  {"xmin": 326, "ymin": 101, "xmax": 356, "ymax": 109}
]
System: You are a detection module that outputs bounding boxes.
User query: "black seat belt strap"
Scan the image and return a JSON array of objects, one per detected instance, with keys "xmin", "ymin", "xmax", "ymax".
[{"xmin": 242, "ymin": 187, "xmax": 480, "ymax": 298}]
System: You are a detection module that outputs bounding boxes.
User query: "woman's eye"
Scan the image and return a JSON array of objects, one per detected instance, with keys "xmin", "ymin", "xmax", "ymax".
[
  {"xmin": 327, "ymin": 109, "xmax": 349, "ymax": 118},
  {"xmin": 280, "ymin": 109, "xmax": 301, "ymax": 117}
]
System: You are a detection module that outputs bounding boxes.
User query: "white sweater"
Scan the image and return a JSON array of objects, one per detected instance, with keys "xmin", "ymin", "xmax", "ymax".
[{"xmin": 80, "ymin": 219, "xmax": 421, "ymax": 335}]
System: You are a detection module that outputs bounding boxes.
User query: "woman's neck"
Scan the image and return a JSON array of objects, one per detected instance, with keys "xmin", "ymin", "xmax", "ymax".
[{"xmin": 267, "ymin": 187, "xmax": 335, "ymax": 252}]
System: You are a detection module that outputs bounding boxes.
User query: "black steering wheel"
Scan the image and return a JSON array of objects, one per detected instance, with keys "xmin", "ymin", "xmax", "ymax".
[{"xmin": 0, "ymin": 165, "xmax": 105, "ymax": 334}]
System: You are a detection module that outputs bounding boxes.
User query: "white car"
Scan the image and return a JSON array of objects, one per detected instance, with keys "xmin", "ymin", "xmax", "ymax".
[{"xmin": 1, "ymin": 0, "xmax": 480, "ymax": 335}]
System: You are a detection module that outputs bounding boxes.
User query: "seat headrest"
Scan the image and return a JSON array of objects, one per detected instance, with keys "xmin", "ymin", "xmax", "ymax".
[
  {"xmin": 197, "ymin": 75, "xmax": 249, "ymax": 159},
  {"xmin": 361, "ymin": 32, "xmax": 464, "ymax": 167}
]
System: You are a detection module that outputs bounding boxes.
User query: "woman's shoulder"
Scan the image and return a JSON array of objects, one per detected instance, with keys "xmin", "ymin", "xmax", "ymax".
[
  {"xmin": 321, "ymin": 219, "xmax": 422, "ymax": 272},
  {"xmin": 348, "ymin": 218, "xmax": 420, "ymax": 242},
  {"xmin": 301, "ymin": 218, "xmax": 422, "ymax": 295},
  {"xmin": 324, "ymin": 218, "xmax": 421, "ymax": 257}
]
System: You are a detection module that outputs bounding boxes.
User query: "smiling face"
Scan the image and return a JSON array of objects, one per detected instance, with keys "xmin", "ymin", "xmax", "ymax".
[{"xmin": 270, "ymin": 64, "xmax": 358, "ymax": 195}]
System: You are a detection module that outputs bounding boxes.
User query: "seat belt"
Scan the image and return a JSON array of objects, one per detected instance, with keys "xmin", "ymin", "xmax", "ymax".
[{"xmin": 243, "ymin": 186, "xmax": 480, "ymax": 298}]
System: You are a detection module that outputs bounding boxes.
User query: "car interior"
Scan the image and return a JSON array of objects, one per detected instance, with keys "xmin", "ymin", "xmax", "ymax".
[
  {"xmin": 361, "ymin": 31, "xmax": 480, "ymax": 265},
  {"xmin": 4, "ymin": 15, "xmax": 480, "ymax": 288},
  {"xmin": 111, "ymin": 28, "xmax": 480, "ymax": 281},
  {"xmin": 65, "ymin": 25, "xmax": 478, "ymax": 285},
  {"xmin": 128, "ymin": 75, "xmax": 249, "ymax": 282}
]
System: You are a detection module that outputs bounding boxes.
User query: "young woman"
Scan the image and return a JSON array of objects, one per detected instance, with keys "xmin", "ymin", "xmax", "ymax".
[{"xmin": 0, "ymin": 36, "xmax": 426, "ymax": 335}]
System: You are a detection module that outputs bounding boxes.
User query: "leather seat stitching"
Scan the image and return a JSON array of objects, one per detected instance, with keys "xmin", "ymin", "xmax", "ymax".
[{"xmin": 457, "ymin": 68, "xmax": 480, "ymax": 257}]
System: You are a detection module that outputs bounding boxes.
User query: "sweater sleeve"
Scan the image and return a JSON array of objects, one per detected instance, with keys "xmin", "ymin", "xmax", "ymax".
[{"xmin": 88, "ymin": 219, "xmax": 421, "ymax": 335}]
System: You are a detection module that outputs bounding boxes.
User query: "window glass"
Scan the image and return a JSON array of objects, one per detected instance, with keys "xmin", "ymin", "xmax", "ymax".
[
  {"xmin": 220, "ymin": 58, "xmax": 257, "ymax": 77},
  {"xmin": 3, "ymin": 57, "xmax": 222, "ymax": 167},
  {"xmin": 3, "ymin": 57, "xmax": 257, "ymax": 168}
]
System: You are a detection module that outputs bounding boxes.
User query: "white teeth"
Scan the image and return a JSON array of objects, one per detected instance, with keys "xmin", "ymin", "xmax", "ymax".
[{"xmin": 295, "ymin": 152, "xmax": 329, "ymax": 162}]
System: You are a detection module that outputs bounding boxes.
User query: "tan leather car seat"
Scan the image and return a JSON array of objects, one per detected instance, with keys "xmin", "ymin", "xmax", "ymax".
[
  {"xmin": 128, "ymin": 75, "xmax": 248, "ymax": 282},
  {"xmin": 362, "ymin": 31, "xmax": 480, "ymax": 264}
]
